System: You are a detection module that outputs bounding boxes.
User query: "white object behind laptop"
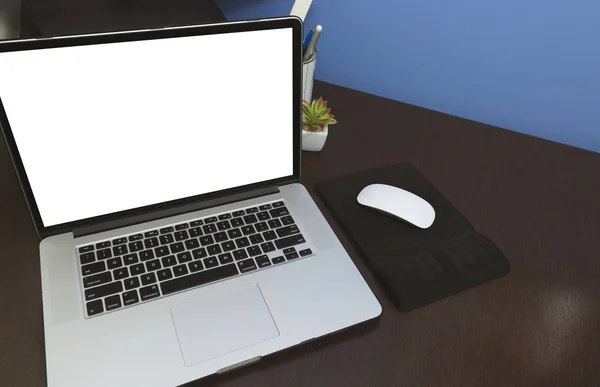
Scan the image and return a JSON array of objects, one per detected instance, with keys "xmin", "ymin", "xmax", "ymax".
[{"xmin": 0, "ymin": 18, "xmax": 381, "ymax": 387}]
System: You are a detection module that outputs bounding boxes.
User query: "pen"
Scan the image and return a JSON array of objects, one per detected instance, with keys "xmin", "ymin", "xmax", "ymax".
[
  {"xmin": 303, "ymin": 29, "xmax": 314, "ymax": 52},
  {"xmin": 303, "ymin": 25, "xmax": 322, "ymax": 60}
]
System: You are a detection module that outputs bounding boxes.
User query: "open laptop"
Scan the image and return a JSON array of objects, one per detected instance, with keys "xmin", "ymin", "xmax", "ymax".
[{"xmin": 0, "ymin": 17, "xmax": 381, "ymax": 387}]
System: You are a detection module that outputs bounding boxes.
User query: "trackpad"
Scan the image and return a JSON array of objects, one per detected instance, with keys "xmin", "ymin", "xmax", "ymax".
[{"xmin": 170, "ymin": 284, "xmax": 279, "ymax": 366}]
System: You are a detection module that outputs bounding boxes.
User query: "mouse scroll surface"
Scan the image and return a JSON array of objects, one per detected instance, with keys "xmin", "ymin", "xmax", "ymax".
[{"xmin": 357, "ymin": 184, "xmax": 435, "ymax": 229}]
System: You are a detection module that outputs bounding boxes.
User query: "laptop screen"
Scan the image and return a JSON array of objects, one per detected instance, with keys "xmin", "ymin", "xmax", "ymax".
[{"xmin": 0, "ymin": 26, "xmax": 295, "ymax": 228}]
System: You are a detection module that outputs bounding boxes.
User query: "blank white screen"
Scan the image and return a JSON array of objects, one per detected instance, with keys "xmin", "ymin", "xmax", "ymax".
[{"xmin": 0, "ymin": 28, "xmax": 294, "ymax": 227}]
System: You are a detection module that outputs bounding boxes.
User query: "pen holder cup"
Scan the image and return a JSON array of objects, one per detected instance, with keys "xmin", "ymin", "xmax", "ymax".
[{"xmin": 302, "ymin": 50, "xmax": 316, "ymax": 102}]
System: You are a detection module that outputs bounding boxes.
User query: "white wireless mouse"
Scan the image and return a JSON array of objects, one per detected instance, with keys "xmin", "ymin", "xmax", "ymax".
[{"xmin": 357, "ymin": 184, "xmax": 436, "ymax": 229}]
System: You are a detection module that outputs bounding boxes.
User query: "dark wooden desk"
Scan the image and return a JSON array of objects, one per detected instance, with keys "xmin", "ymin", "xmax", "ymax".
[{"xmin": 1, "ymin": 81, "xmax": 599, "ymax": 387}]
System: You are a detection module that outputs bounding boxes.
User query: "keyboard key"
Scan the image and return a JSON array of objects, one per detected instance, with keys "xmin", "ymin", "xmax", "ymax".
[
  {"xmin": 145, "ymin": 259, "xmax": 161, "ymax": 272},
  {"xmin": 128, "ymin": 234, "xmax": 143, "ymax": 241},
  {"xmin": 83, "ymin": 271, "xmax": 112, "ymax": 288},
  {"xmin": 200, "ymin": 235, "xmax": 214, "ymax": 246},
  {"xmin": 107, "ymin": 257, "xmax": 123, "ymax": 270},
  {"xmin": 255, "ymin": 222, "xmax": 269, "ymax": 232},
  {"xmin": 203, "ymin": 224, "xmax": 217, "ymax": 234},
  {"xmin": 268, "ymin": 219, "xmax": 282, "ymax": 229},
  {"xmin": 175, "ymin": 223, "xmax": 189, "ymax": 230},
  {"xmin": 272, "ymin": 201, "xmax": 285, "ymax": 208},
  {"xmin": 97, "ymin": 248, "xmax": 112, "ymax": 260},
  {"xmin": 84, "ymin": 281, "xmax": 123, "ymax": 301},
  {"xmin": 190, "ymin": 219, "xmax": 203, "ymax": 227},
  {"xmin": 129, "ymin": 241, "xmax": 144, "ymax": 252},
  {"xmin": 217, "ymin": 221, "xmax": 231, "ymax": 231},
  {"xmin": 82, "ymin": 261, "xmax": 105, "ymax": 276},
  {"xmin": 160, "ymin": 226, "xmax": 174, "ymax": 234},
  {"xmin": 144, "ymin": 237, "xmax": 159, "ymax": 249},
  {"xmin": 246, "ymin": 207, "xmax": 259, "ymax": 214},
  {"xmin": 204, "ymin": 257, "xmax": 218, "ymax": 268},
  {"xmin": 188, "ymin": 261, "xmax": 203, "ymax": 273},
  {"xmin": 275, "ymin": 234, "xmax": 306, "ymax": 250},
  {"xmin": 113, "ymin": 267, "xmax": 129, "ymax": 280},
  {"xmin": 228, "ymin": 228, "xmax": 242, "ymax": 239},
  {"xmin": 263, "ymin": 230, "xmax": 277, "ymax": 241},
  {"xmin": 276, "ymin": 225, "xmax": 300, "ymax": 238},
  {"xmin": 161, "ymin": 264, "xmax": 239, "ymax": 296},
  {"xmin": 86, "ymin": 300, "xmax": 103, "ymax": 316},
  {"xmin": 154, "ymin": 246, "xmax": 170, "ymax": 257},
  {"xmin": 269, "ymin": 207, "xmax": 289, "ymax": 218},
  {"xmin": 177, "ymin": 252, "xmax": 192, "ymax": 263},
  {"xmin": 79, "ymin": 245, "xmax": 94, "ymax": 253},
  {"xmin": 189, "ymin": 227, "xmax": 202, "ymax": 238},
  {"xmin": 113, "ymin": 244, "xmax": 128, "ymax": 256},
  {"xmin": 105, "ymin": 295, "xmax": 122, "ymax": 311},
  {"xmin": 281, "ymin": 215, "xmax": 295, "ymax": 226},
  {"xmin": 259, "ymin": 204, "xmax": 272, "ymax": 211},
  {"xmin": 139, "ymin": 285, "xmax": 160, "ymax": 301},
  {"xmin": 299, "ymin": 248, "xmax": 313, "ymax": 257},
  {"xmin": 231, "ymin": 218, "xmax": 244, "ymax": 227},
  {"xmin": 174, "ymin": 230, "xmax": 189, "ymax": 241},
  {"xmin": 232, "ymin": 210, "xmax": 245, "ymax": 217},
  {"xmin": 261, "ymin": 242, "xmax": 276, "ymax": 253},
  {"xmin": 141, "ymin": 272, "xmax": 157, "ymax": 285},
  {"xmin": 123, "ymin": 253, "xmax": 139, "ymax": 265},
  {"xmin": 249, "ymin": 234, "xmax": 264, "ymax": 245},
  {"xmin": 218, "ymin": 253, "xmax": 234, "ymax": 264},
  {"xmin": 205, "ymin": 216, "xmax": 218, "ymax": 224},
  {"xmin": 286, "ymin": 252, "xmax": 300, "ymax": 260},
  {"xmin": 173, "ymin": 264, "xmax": 189, "ymax": 277},
  {"xmin": 283, "ymin": 248, "xmax": 296, "ymax": 255},
  {"xmin": 170, "ymin": 242, "xmax": 185, "ymax": 254},
  {"xmin": 255, "ymin": 255, "xmax": 271, "ymax": 268},
  {"xmin": 144, "ymin": 230, "xmax": 159, "ymax": 238},
  {"xmin": 233, "ymin": 249, "xmax": 249, "ymax": 261},
  {"xmin": 222, "ymin": 241, "xmax": 236, "ymax": 252},
  {"xmin": 157, "ymin": 268, "xmax": 173, "ymax": 281},
  {"xmin": 218, "ymin": 213, "xmax": 232, "ymax": 220},
  {"xmin": 214, "ymin": 231, "xmax": 228, "ymax": 243},
  {"xmin": 112, "ymin": 237, "xmax": 127, "ymax": 246},
  {"xmin": 159, "ymin": 234, "xmax": 174, "ymax": 245},
  {"xmin": 208, "ymin": 244, "xmax": 222, "ymax": 256},
  {"xmin": 235, "ymin": 237, "xmax": 250, "ymax": 248},
  {"xmin": 124, "ymin": 277, "xmax": 140, "ymax": 290},
  {"xmin": 161, "ymin": 255, "xmax": 177, "ymax": 267},
  {"xmin": 96, "ymin": 241, "xmax": 111, "ymax": 249},
  {"xmin": 243, "ymin": 214, "xmax": 258, "ymax": 224},
  {"xmin": 257, "ymin": 211, "xmax": 270, "ymax": 221},
  {"xmin": 139, "ymin": 250, "xmax": 155, "ymax": 261},
  {"xmin": 122, "ymin": 290, "xmax": 139, "ymax": 306},
  {"xmin": 80, "ymin": 252, "xmax": 95, "ymax": 265},
  {"xmin": 241, "ymin": 225, "xmax": 255, "ymax": 235},
  {"xmin": 272, "ymin": 256, "xmax": 285, "ymax": 264},
  {"xmin": 238, "ymin": 259, "xmax": 257, "ymax": 273},
  {"xmin": 130, "ymin": 263, "xmax": 145, "ymax": 276},
  {"xmin": 247, "ymin": 246, "xmax": 262, "ymax": 257},
  {"xmin": 192, "ymin": 248, "xmax": 208, "ymax": 260}
]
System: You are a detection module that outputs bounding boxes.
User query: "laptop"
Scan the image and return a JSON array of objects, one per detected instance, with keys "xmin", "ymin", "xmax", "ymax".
[{"xmin": 0, "ymin": 17, "xmax": 381, "ymax": 387}]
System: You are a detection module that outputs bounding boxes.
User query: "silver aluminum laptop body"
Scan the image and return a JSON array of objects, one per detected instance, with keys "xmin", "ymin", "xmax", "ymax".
[{"xmin": 0, "ymin": 18, "xmax": 381, "ymax": 387}]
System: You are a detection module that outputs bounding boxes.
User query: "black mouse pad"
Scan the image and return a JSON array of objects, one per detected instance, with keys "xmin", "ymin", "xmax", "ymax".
[{"xmin": 315, "ymin": 162, "xmax": 510, "ymax": 311}]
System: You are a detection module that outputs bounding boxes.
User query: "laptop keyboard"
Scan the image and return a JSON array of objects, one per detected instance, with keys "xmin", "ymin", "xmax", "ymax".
[{"xmin": 77, "ymin": 201, "xmax": 315, "ymax": 318}]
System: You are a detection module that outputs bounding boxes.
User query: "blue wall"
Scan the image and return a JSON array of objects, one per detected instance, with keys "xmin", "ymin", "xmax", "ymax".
[{"xmin": 216, "ymin": 0, "xmax": 600, "ymax": 153}]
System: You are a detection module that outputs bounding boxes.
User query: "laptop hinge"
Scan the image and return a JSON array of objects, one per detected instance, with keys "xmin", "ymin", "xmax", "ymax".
[{"xmin": 73, "ymin": 186, "xmax": 280, "ymax": 238}]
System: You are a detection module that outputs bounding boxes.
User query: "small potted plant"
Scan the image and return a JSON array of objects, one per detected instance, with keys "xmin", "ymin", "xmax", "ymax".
[{"xmin": 302, "ymin": 97, "xmax": 337, "ymax": 152}]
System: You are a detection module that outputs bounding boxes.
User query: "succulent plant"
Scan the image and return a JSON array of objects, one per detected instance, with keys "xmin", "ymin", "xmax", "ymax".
[{"xmin": 302, "ymin": 97, "xmax": 337, "ymax": 132}]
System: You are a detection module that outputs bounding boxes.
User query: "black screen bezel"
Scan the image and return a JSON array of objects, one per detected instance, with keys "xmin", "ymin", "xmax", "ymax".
[{"xmin": 0, "ymin": 17, "xmax": 303, "ymax": 238}]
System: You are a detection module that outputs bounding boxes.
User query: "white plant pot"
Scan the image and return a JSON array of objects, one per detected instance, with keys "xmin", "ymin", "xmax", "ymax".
[{"xmin": 302, "ymin": 124, "xmax": 328, "ymax": 152}]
